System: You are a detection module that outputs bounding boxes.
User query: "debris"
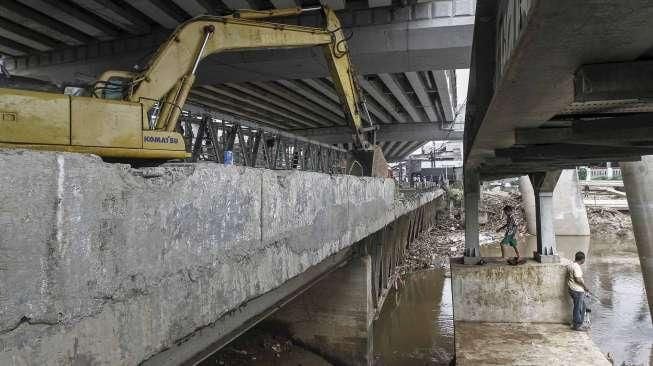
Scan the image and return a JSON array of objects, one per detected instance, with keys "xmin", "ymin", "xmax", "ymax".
[
  {"xmin": 400, "ymin": 191, "xmax": 527, "ymax": 275},
  {"xmin": 587, "ymin": 207, "xmax": 633, "ymax": 239}
]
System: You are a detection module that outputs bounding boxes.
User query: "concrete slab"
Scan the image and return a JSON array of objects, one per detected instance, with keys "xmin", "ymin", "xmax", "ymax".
[
  {"xmin": 455, "ymin": 322, "xmax": 611, "ymax": 366},
  {"xmin": 451, "ymin": 258, "xmax": 571, "ymax": 323}
]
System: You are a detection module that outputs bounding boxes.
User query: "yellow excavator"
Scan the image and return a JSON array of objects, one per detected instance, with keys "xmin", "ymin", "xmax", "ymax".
[{"xmin": 0, "ymin": 7, "xmax": 373, "ymax": 160}]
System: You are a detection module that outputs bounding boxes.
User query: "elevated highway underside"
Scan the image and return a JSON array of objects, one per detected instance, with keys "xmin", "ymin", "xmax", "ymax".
[{"xmin": 465, "ymin": 0, "xmax": 653, "ymax": 179}]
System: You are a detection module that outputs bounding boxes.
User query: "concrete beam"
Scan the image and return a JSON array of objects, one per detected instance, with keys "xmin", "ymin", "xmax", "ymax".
[
  {"xmin": 275, "ymin": 79, "xmax": 345, "ymax": 118},
  {"xmin": 320, "ymin": 0, "xmax": 346, "ymax": 11},
  {"xmin": 432, "ymin": 70, "xmax": 455, "ymax": 122},
  {"xmin": 224, "ymin": 82, "xmax": 337, "ymax": 127},
  {"xmin": 368, "ymin": 0, "xmax": 391, "ymax": 8},
  {"xmin": 189, "ymin": 89, "xmax": 305, "ymax": 129},
  {"xmin": 222, "ymin": 0, "xmax": 251, "ymax": 10},
  {"xmin": 200, "ymin": 85, "xmax": 323, "ymax": 128},
  {"xmin": 358, "ymin": 77, "xmax": 407, "ymax": 123},
  {"xmin": 575, "ymin": 60, "xmax": 653, "ymax": 102},
  {"xmin": 0, "ymin": 18, "xmax": 63, "ymax": 50},
  {"xmin": 17, "ymin": 0, "xmax": 120, "ymax": 39},
  {"xmin": 171, "ymin": 0, "xmax": 209, "ymax": 16},
  {"xmin": 249, "ymin": 81, "xmax": 344, "ymax": 122},
  {"xmin": 70, "ymin": 0, "xmax": 152, "ymax": 34},
  {"xmin": 495, "ymin": 144, "xmax": 653, "ymax": 162},
  {"xmin": 293, "ymin": 123, "xmax": 463, "ymax": 143},
  {"xmin": 405, "ymin": 71, "xmax": 439, "ymax": 122},
  {"xmin": 8, "ymin": 12, "xmax": 474, "ymax": 84},
  {"xmin": 0, "ymin": 1, "xmax": 93, "ymax": 45},
  {"xmin": 515, "ymin": 114, "xmax": 653, "ymax": 146},
  {"xmin": 128, "ymin": 0, "xmax": 185, "ymax": 28},
  {"xmin": 270, "ymin": 0, "xmax": 298, "ymax": 8},
  {"xmin": 0, "ymin": 35, "xmax": 38, "ymax": 56},
  {"xmin": 379, "ymin": 73, "xmax": 423, "ymax": 122}
]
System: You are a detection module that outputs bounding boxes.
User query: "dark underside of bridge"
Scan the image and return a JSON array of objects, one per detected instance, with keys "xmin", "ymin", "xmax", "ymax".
[{"xmin": 464, "ymin": 0, "xmax": 653, "ymax": 180}]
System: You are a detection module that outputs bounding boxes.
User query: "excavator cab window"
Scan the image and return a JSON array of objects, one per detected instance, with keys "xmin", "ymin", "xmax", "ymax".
[{"xmin": 92, "ymin": 77, "xmax": 130, "ymax": 100}]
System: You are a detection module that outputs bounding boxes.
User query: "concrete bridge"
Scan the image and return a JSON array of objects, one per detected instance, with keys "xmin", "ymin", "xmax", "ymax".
[
  {"xmin": 0, "ymin": 149, "xmax": 446, "ymax": 365},
  {"xmin": 456, "ymin": 0, "xmax": 653, "ymax": 360}
]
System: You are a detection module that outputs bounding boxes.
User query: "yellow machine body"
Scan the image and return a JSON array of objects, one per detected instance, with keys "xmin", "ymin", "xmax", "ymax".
[
  {"xmin": 0, "ymin": 7, "xmax": 371, "ymax": 160},
  {"xmin": 0, "ymin": 88, "xmax": 187, "ymax": 159}
]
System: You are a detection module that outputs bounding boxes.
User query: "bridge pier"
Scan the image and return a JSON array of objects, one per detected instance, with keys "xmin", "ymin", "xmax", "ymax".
[
  {"xmin": 621, "ymin": 155, "xmax": 653, "ymax": 321},
  {"xmin": 529, "ymin": 170, "xmax": 562, "ymax": 263},
  {"xmin": 463, "ymin": 167, "xmax": 481, "ymax": 264},
  {"xmin": 520, "ymin": 170, "xmax": 590, "ymax": 237},
  {"xmin": 271, "ymin": 255, "xmax": 374, "ymax": 365}
]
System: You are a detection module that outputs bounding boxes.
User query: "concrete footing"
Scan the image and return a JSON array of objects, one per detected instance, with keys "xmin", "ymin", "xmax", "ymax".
[
  {"xmin": 451, "ymin": 258, "xmax": 571, "ymax": 323},
  {"xmin": 271, "ymin": 255, "xmax": 374, "ymax": 366},
  {"xmin": 451, "ymin": 258, "xmax": 610, "ymax": 365},
  {"xmin": 621, "ymin": 155, "xmax": 653, "ymax": 321}
]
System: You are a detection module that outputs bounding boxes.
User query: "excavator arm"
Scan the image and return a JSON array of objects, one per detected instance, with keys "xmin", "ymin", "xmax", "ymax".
[{"xmin": 100, "ymin": 6, "xmax": 371, "ymax": 149}]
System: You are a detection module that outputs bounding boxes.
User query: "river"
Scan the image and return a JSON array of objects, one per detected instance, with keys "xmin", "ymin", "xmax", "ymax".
[{"xmin": 373, "ymin": 236, "xmax": 653, "ymax": 365}]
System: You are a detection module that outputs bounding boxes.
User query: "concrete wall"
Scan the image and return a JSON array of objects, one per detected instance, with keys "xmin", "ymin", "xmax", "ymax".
[
  {"xmin": 451, "ymin": 260, "xmax": 571, "ymax": 323},
  {"xmin": 0, "ymin": 149, "xmax": 442, "ymax": 366},
  {"xmin": 272, "ymin": 255, "xmax": 374, "ymax": 366}
]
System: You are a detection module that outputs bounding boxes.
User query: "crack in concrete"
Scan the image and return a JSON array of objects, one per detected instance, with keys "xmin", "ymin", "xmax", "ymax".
[{"xmin": 0, "ymin": 316, "xmax": 60, "ymax": 335}]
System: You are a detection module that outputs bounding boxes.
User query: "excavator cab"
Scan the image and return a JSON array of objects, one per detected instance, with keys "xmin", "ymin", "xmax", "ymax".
[{"xmin": 0, "ymin": 7, "xmax": 374, "ymax": 162}]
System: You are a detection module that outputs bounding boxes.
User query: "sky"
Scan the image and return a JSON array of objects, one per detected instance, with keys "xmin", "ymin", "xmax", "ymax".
[{"xmin": 407, "ymin": 68, "xmax": 469, "ymax": 157}]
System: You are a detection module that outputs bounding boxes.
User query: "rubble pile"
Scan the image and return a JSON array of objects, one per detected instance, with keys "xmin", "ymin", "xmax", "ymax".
[
  {"xmin": 587, "ymin": 207, "xmax": 633, "ymax": 238},
  {"xmin": 400, "ymin": 191, "xmax": 527, "ymax": 274}
]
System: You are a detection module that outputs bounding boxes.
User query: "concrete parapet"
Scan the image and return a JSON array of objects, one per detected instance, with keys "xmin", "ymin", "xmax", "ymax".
[
  {"xmin": 451, "ymin": 258, "xmax": 571, "ymax": 323},
  {"xmin": 0, "ymin": 150, "xmax": 442, "ymax": 365}
]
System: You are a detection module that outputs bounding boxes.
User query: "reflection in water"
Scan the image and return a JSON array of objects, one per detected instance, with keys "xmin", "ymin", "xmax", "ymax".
[
  {"xmin": 374, "ymin": 236, "xmax": 653, "ymax": 366},
  {"xmin": 585, "ymin": 237, "xmax": 653, "ymax": 366},
  {"xmin": 373, "ymin": 270, "xmax": 453, "ymax": 365}
]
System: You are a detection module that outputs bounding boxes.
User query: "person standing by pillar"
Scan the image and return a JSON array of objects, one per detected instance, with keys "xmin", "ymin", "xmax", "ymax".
[
  {"xmin": 568, "ymin": 251, "xmax": 590, "ymax": 331},
  {"xmin": 497, "ymin": 205, "xmax": 520, "ymax": 261}
]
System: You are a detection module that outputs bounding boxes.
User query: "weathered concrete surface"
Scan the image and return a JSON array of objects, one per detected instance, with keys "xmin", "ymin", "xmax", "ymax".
[
  {"xmin": 271, "ymin": 255, "xmax": 374, "ymax": 366},
  {"xmin": 520, "ymin": 170, "xmax": 590, "ymax": 237},
  {"xmin": 621, "ymin": 155, "xmax": 653, "ymax": 321},
  {"xmin": 455, "ymin": 322, "xmax": 611, "ymax": 366},
  {"xmin": 0, "ymin": 149, "xmax": 442, "ymax": 365},
  {"xmin": 451, "ymin": 258, "xmax": 571, "ymax": 323}
]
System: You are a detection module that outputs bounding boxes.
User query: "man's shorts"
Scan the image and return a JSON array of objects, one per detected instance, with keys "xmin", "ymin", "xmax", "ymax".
[{"xmin": 501, "ymin": 234, "xmax": 518, "ymax": 247}]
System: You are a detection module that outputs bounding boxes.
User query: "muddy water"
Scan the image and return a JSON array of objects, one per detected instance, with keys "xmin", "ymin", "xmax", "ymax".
[{"xmin": 374, "ymin": 236, "xmax": 653, "ymax": 366}]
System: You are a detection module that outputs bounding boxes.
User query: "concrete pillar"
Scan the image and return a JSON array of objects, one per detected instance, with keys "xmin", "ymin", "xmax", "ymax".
[
  {"xmin": 520, "ymin": 171, "xmax": 590, "ymax": 236},
  {"xmin": 464, "ymin": 167, "xmax": 481, "ymax": 264},
  {"xmin": 519, "ymin": 175, "xmax": 537, "ymax": 235},
  {"xmin": 552, "ymin": 170, "xmax": 591, "ymax": 236},
  {"xmin": 271, "ymin": 255, "xmax": 374, "ymax": 365},
  {"xmin": 606, "ymin": 162, "xmax": 613, "ymax": 180},
  {"xmin": 621, "ymin": 156, "xmax": 653, "ymax": 321},
  {"xmin": 529, "ymin": 170, "xmax": 561, "ymax": 263}
]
